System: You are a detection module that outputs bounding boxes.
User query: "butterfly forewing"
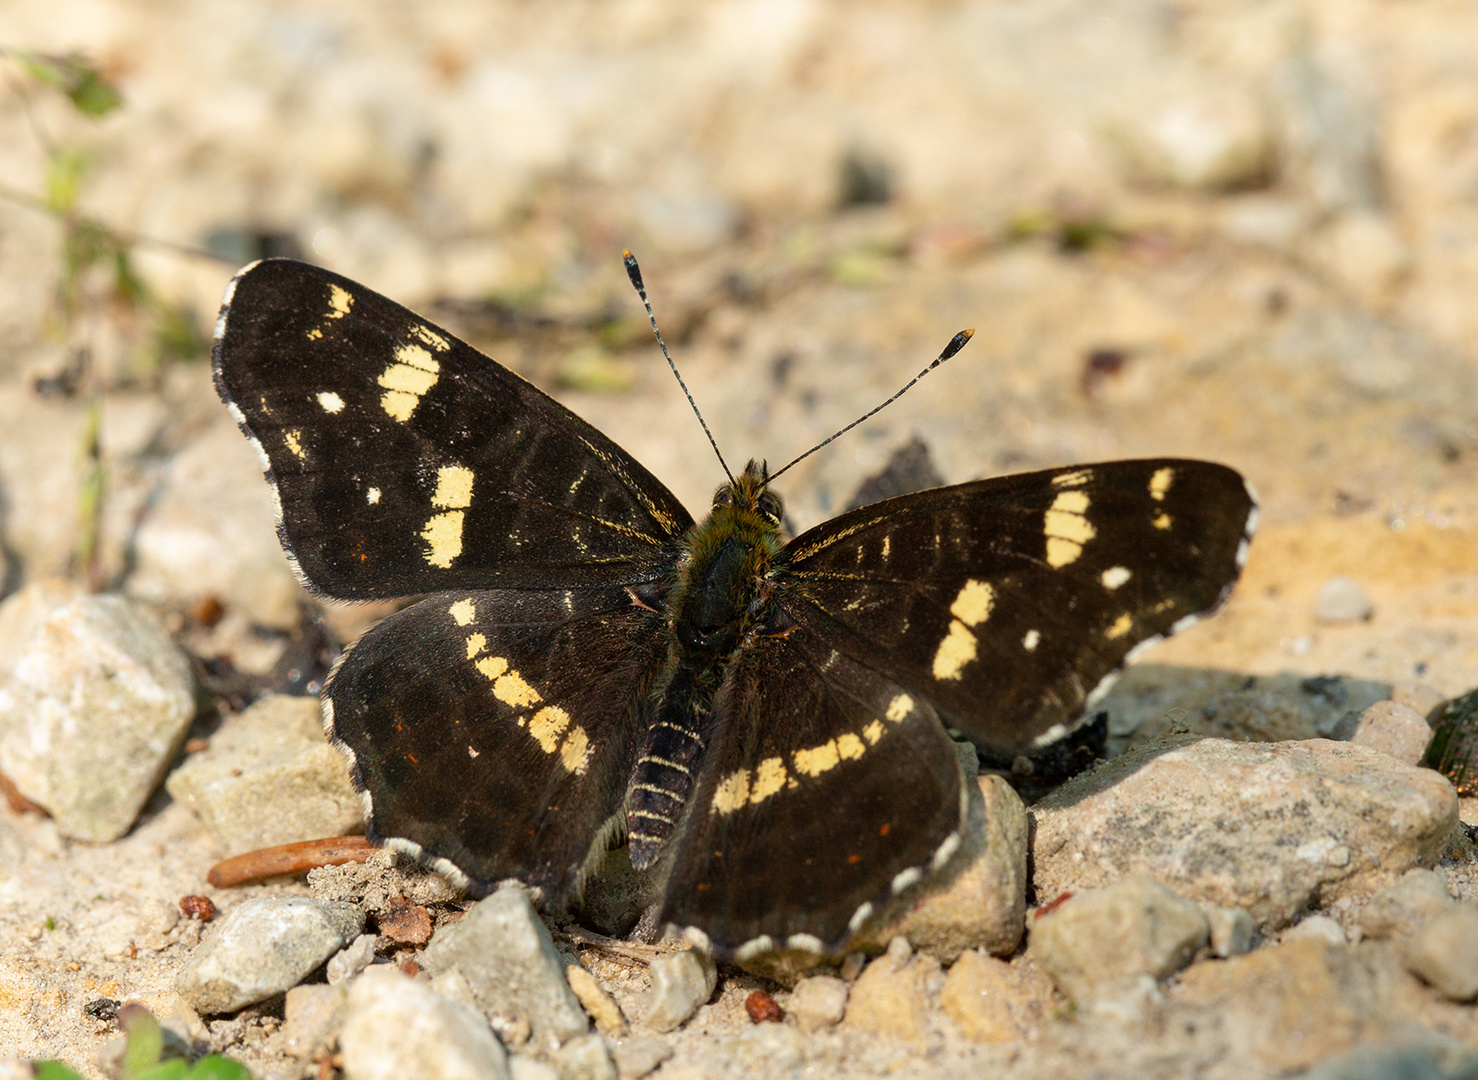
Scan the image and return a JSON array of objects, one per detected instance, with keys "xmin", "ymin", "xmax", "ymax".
[
  {"xmin": 328, "ymin": 585, "xmax": 665, "ymax": 904},
  {"xmin": 780, "ymin": 460, "xmax": 1255, "ymax": 753},
  {"xmin": 660, "ymin": 627, "xmax": 964, "ymax": 955},
  {"xmin": 213, "ymin": 259, "xmax": 692, "ymax": 599}
]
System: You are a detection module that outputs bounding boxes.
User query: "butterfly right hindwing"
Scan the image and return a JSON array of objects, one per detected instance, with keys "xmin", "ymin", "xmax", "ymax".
[{"xmin": 327, "ymin": 585, "xmax": 667, "ymax": 905}]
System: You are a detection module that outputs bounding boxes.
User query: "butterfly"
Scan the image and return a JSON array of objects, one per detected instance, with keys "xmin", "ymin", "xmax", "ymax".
[{"xmin": 213, "ymin": 257, "xmax": 1256, "ymax": 960}]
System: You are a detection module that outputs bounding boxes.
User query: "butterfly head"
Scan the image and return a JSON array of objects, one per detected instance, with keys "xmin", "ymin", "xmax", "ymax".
[{"xmin": 711, "ymin": 459, "xmax": 784, "ymax": 531}]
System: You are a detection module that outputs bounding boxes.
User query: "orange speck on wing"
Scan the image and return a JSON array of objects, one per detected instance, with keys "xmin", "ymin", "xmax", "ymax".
[
  {"xmin": 847, "ymin": 854, "xmax": 861, "ymax": 864},
  {"xmin": 879, "ymin": 822, "xmax": 891, "ymax": 836}
]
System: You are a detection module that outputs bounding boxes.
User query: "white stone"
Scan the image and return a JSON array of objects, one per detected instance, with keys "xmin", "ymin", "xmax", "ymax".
[{"xmin": 341, "ymin": 966, "xmax": 510, "ymax": 1080}]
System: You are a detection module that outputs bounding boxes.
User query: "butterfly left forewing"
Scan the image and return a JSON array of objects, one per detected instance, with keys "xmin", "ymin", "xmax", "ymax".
[
  {"xmin": 780, "ymin": 459, "xmax": 1256, "ymax": 753},
  {"xmin": 658, "ymin": 624, "xmax": 965, "ymax": 958},
  {"xmin": 327, "ymin": 585, "xmax": 665, "ymax": 907}
]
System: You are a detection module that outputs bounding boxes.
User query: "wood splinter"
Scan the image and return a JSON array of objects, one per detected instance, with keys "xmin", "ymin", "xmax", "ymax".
[{"xmin": 207, "ymin": 835, "xmax": 378, "ymax": 888}]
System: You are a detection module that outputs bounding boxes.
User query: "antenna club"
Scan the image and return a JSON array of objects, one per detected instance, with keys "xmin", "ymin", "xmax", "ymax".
[{"xmin": 623, "ymin": 250, "xmax": 646, "ymax": 294}]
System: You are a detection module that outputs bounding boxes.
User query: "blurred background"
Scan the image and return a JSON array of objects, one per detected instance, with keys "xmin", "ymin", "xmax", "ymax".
[{"xmin": 1, "ymin": 0, "xmax": 1476, "ymax": 691}]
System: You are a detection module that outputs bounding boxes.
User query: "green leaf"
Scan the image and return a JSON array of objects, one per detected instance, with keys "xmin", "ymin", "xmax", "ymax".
[
  {"xmin": 117, "ymin": 1003, "xmax": 164, "ymax": 1077},
  {"xmin": 44, "ymin": 147, "xmax": 90, "ymax": 215},
  {"xmin": 34, "ymin": 1063, "xmax": 89, "ymax": 1080},
  {"xmin": 186, "ymin": 1055, "xmax": 256, "ymax": 1080},
  {"xmin": 19, "ymin": 53, "xmax": 121, "ymax": 116}
]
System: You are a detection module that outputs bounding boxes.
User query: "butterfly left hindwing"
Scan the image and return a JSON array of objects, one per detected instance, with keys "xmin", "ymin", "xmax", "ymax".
[{"xmin": 327, "ymin": 585, "xmax": 666, "ymax": 904}]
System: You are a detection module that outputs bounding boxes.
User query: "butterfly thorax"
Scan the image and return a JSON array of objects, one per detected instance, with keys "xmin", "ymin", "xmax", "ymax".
[{"xmin": 626, "ymin": 461, "xmax": 785, "ymax": 870}]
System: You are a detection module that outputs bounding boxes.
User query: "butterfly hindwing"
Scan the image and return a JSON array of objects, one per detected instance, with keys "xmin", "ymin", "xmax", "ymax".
[
  {"xmin": 327, "ymin": 585, "xmax": 666, "ymax": 905},
  {"xmin": 780, "ymin": 459, "xmax": 1256, "ymax": 753},
  {"xmin": 213, "ymin": 258, "xmax": 693, "ymax": 599},
  {"xmin": 659, "ymin": 623, "xmax": 965, "ymax": 955}
]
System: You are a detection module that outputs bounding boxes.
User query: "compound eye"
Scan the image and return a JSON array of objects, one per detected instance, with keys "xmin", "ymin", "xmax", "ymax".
[
  {"xmin": 712, "ymin": 487, "xmax": 734, "ymax": 507},
  {"xmin": 757, "ymin": 492, "xmax": 783, "ymax": 524}
]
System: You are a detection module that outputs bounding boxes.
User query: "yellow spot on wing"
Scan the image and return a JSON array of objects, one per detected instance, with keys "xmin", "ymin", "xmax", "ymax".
[
  {"xmin": 465, "ymin": 632, "xmax": 486, "ymax": 659},
  {"xmin": 885, "ymin": 694, "xmax": 913, "ymax": 722},
  {"xmin": 1101, "ymin": 566, "xmax": 1132, "ymax": 590},
  {"xmin": 794, "ymin": 740, "xmax": 841, "ymax": 777},
  {"xmin": 494, "ymin": 670, "xmax": 542, "ymax": 707},
  {"xmin": 863, "ymin": 720, "xmax": 885, "ymax": 744},
  {"xmin": 1044, "ymin": 489, "xmax": 1096, "ymax": 567},
  {"xmin": 449, "ymin": 599, "xmax": 476, "ymax": 625},
  {"xmin": 750, "ymin": 757, "xmax": 788, "ymax": 804},
  {"xmin": 317, "ymin": 391, "xmax": 344, "ymax": 413},
  {"xmin": 712, "ymin": 769, "xmax": 750, "ymax": 814},
  {"xmin": 529, "ymin": 706, "xmax": 570, "ymax": 752},
  {"xmin": 381, "ymin": 390, "xmax": 419, "ymax": 422},
  {"xmin": 379, "ymin": 363, "xmax": 437, "ymax": 395},
  {"xmin": 307, "ymin": 328, "xmax": 323, "ymax": 341},
  {"xmin": 367, "ymin": 487, "xmax": 381, "ymax": 505},
  {"xmin": 1106, "ymin": 613, "xmax": 1133, "ymax": 639},
  {"xmin": 1053, "ymin": 469, "xmax": 1091, "ymax": 488},
  {"xmin": 1150, "ymin": 467, "xmax": 1174, "ymax": 501},
  {"xmin": 1023, "ymin": 628, "xmax": 1041, "ymax": 651},
  {"xmin": 328, "ymin": 284, "xmax": 353, "ymax": 318},
  {"xmin": 950, "ymin": 580, "xmax": 994, "ymax": 626},
  {"xmin": 412, "ymin": 325, "xmax": 451, "ymax": 351},
  {"xmin": 396, "ymin": 343, "xmax": 440, "ymax": 372},
  {"xmin": 378, "ymin": 345, "xmax": 441, "ymax": 422},
  {"xmin": 932, "ymin": 620, "xmax": 977, "ymax": 680},
  {"xmin": 283, "ymin": 430, "xmax": 305, "ymax": 459},
  {"xmin": 422, "ymin": 510, "xmax": 465, "ymax": 568},
  {"xmin": 1154, "ymin": 512, "xmax": 1172, "ymax": 530},
  {"xmin": 836, "ymin": 733, "xmax": 866, "ymax": 760},
  {"xmin": 432, "ymin": 466, "xmax": 474, "ymax": 509},
  {"xmin": 475, "ymin": 655, "xmax": 507, "ymax": 680},
  {"xmin": 560, "ymin": 726, "xmax": 591, "ymax": 773}
]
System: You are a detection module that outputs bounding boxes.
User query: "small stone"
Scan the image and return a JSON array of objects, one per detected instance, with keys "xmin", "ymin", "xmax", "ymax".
[
  {"xmin": 378, "ymin": 899, "xmax": 434, "ymax": 945},
  {"xmin": 940, "ymin": 950, "xmax": 1018, "ymax": 1043},
  {"xmin": 283, "ymin": 984, "xmax": 346, "ymax": 1058},
  {"xmin": 1315, "ymin": 576, "xmax": 1374, "ymax": 623},
  {"xmin": 788, "ymin": 976, "xmax": 848, "ymax": 1033},
  {"xmin": 175, "ymin": 897, "xmax": 365, "ymax": 1014},
  {"xmin": 508, "ymin": 1059, "xmax": 560, "ymax": 1080},
  {"xmin": 744, "ymin": 990, "xmax": 783, "ymax": 1023},
  {"xmin": 509, "ymin": 1059, "xmax": 560, "ymax": 1080},
  {"xmin": 1403, "ymin": 905, "xmax": 1478, "ymax": 1001},
  {"xmin": 341, "ymin": 965, "xmax": 509, "ymax": 1080},
  {"xmin": 642, "ymin": 949, "xmax": 717, "ymax": 1033},
  {"xmin": 165, "ymin": 694, "xmax": 363, "ymax": 854},
  {"xmin": 1388, "ymin": 682, "xmax": 1447, "ymax": 721},
  {"xmin": 1205, "ymin": 907, "xmax": 1255, "ymax": 957},
  {"xmin": 179, "ymin": 896, "xmax": 217, "ymax": 921},
  {"xmin": 420, "ymin": 885, "xmax": 588, "ymax": 1049},
  {"xmin": 566, "ymin": 965, "xmax": 625, "ymax": 1035},
  {"xmin": 327, "ymin": 934, "xmax": 378, "ymax": 985},
  {"xmin": 1296, "ymin": 1042, "xmax": 1476, "ymax": 1080},
  {"xmin": 851, "ymin": 775, "xmax": 1029, "ymax": 961},
  {"xmin": 1284, "ymin": 914, "xmax": 1347, "ymax": 945},
  {"xmin": 1028, "ymin": 876, "xmax": 1208, "ymax": 1003},
  {"xmin": 0, "ymin": 589, "xmax": 195, "ymax": 842},
  {"xmin": 843, "ymin": 950, "xmax": 937, "ymax": 1042},
  {"xmin": 1348, "ymin": 701, "xmax": 1431, "ymax": 765},
  {"xmin": 553, "ymin": 1033, "xmax": 617, "ymax": 1080},
  {"xmin": 1359, "ymin": 869, "xmax": 1455, "ymax": 940},
  {"xmin": 1032, "ymin": 738, "xmax": 1458, "ymax": 931},
  {"xmin": 607, "ymin": 1037, "xmax": 672, "ymax": 1080}
]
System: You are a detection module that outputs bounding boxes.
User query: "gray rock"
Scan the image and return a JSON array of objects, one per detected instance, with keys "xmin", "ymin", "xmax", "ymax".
[
  {"xmin": 0, "ymin": 588, "xmax": 195, "ymax": 842},
  {"xmin": 852, "ymin": 773, "xmax": 1029, "ymax": 962},
  {"xmin": 1298, "ymin": 1040, "xmax": 1478, "ymax": 1080},
  {"xmin": 1403, "ymin": 905, "xmax": 1478, "ymax": 1001},
  {"xmin": 1205, "ymin": 906, "xmax": 1255, "ymax": 958},
  {"xmin": 726, "ymin": 1023, "xmax": 806, "ymax": 1073},
  {"xmin": 1032, "ymin": 738, "xmax": 1459, "ymax": 931},
  {"xmin": 1389, "ymin": 682, "xmax": 1447, "ymax": 722},
  {"xmin": 166, "ymin": 693, "xmax": 363, "ymax": 854},
  {"xmin": 1315, "ymin": 575, "xmax": 1375, "ymax": 622},
  {"xmin": 1028, "ymin": 876, "xmax": 1207, "ymax": 1003},
  {"xmin": 282, "ymin": 984, "xmax": 346, "ymax": 1058},
  {"xmin": 341, "ymin": 965, "xmax": 510, "ymax": 1080},
  {"xmin": 1360, "ymin": 869, "xmax": 1455, "ymax": 940},
  {"xmin": 552, "ymin": 1033, "xmax": 616, "ymax": 1080},
  {"xmin": 175, "ymin": 897, "xmax": 365, "ymax": 1014},
  {"xmin": 607, "ymin": 1037, "xmax": 672, "ymax": 1080},
  {"xmin": 420, "ymin": 885, "xmax": 588, "ymax": 1049},
  {"xmin": 1284, "ymin": 914, "xmax": 1347, "ymax": 945},
  {"xmin": 642, "ymin": 949, "xmax": 717, "ymax": 1033},
  {"xmin": 1348, "ymin": 701, "xmax": 1432, "ymax": 765},
  {"xmin": 327, "ymin": 934, "xmax": 378, "ymax": 986},
  {"xmin": 788, "ymin": 975, "xmax": 848, "ymax": 1033},
  {"xmin": 1132, "ymin": 688, "xmax": 1320, "ymax": 746}
]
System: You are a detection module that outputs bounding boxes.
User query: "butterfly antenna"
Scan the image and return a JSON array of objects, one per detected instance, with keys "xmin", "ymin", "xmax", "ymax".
[
  {"xmin": 623, "ymin": 250, "xmax": 734, "ymax": 484},
  {"xmin": 770, "ymin": 329, "xmax": 975, "ymax": 481}
]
